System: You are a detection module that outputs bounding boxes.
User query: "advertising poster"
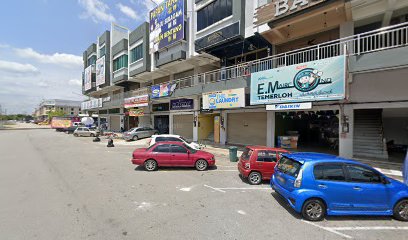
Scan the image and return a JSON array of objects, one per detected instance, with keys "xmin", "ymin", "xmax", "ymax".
[
  {"xmin": 170, "ymin": 98, "xmax": 194, "ymax": 110},
  {"xmin": 250, "ymin": 55, "xmax": 345, "ymax": 105},
  {"xmin": 124, "ymin": 95, "xmax": 149, "ymax": 108},
  {"xmin": 202, "ymin": 88, "xmax": 245, "ymax": 110},
  {"xmin": 84, "ymin": 65, "xmax": 92, "ymax": 91},
  {"xmin": 149, "ymin": 0, "xmax": 184, "ymax": 53},
  {"xmin": 95, "ymin": 56, "xmax": 105, "ymax": 86},
  {"xmin": 151, "ymin": 83, "xmax": 177, "ymax": 99},
  {"xmin": 129, "ymin": 108, "xmax": 144, "ymax": 117}
]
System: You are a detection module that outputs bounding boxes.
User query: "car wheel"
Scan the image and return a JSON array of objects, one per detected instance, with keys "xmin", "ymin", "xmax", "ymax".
[
  {"xmin": 90, "ymin": 133, "xmax": 95, "ymax": 137},
  {"xmin": 144, "ymin": 159, "xmax": 157, "ymax": 171},
  {"xmin": 302, "ymin": 199, "xmax": 326, "ymax": 221},
  {"xmin": 73, "ymin": 133, "xmax": 78, "ymax": 137},
  {"xmin": 133, "ymin": 135, "xmax": 139, "ymax": 141},
  {"xmin": 393, "ymin": 199, "xmax": 408, "ymax": 221},
  {"xmin": 195, "ymin": 159, "xmax": 208, "ymax": 171},
  {"xmin": 248, "ymin": 171, "xmax": 262, "ymax": 185}
]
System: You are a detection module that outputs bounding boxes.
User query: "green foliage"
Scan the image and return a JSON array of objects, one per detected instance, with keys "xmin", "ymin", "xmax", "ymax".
[{"xmin": 47, "ymin": 110, "xmax": 65, "ymax": 120}]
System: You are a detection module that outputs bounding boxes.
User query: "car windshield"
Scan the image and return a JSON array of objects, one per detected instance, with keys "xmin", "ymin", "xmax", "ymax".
[
  {"xmin": 183, "ymin": 144, "xmax": 197, "ymax": 154},
  {"xmin": 277, "ymin": 157, "xmax": 303, "ymax": 177},
  {"xmin": 241, "ymin": 148, "xmax": 253, "ymax": 161},
  {"xmin": 179, "ymin": 136, "xmax": 191, "ymax": 144}
]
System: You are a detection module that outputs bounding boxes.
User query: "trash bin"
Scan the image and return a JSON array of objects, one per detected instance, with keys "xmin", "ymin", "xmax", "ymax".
[{"xmin": 229, "ymin": 146, "xmax": 238, "ymax": 162}]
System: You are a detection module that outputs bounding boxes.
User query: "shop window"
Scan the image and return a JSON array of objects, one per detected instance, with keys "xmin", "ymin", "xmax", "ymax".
[
  {"xmin": 87, "ymin": 55, "xmax": 96, "ymax": 66},
  {"xmin": 197, "ymin": 0, "xmax": 233, "ymax": 31},
  {"xmin": 109, "ymin": 108, "xmax": 120, "ymax": 114},
  {"xmin": 152, "ymin": 103, "xmax": 169, "ymax": 112},
  {"xmin": 113, "ymin": 55, "xmax": 128, "ymax": 71},
  {"xmin": 130, "ymin": 44, "xmax": 143, "ymax": 63},
  {"xmin": 99, "ymin": 46, "xmax": 106, "ymax": 57}
]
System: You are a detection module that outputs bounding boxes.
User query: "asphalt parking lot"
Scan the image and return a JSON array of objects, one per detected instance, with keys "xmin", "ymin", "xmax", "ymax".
[{"xmin": 0, "ymin": 128, "xmax": 407, "ymax": 240}]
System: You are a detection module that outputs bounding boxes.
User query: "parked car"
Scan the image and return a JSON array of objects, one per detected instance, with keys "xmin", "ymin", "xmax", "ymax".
[
  {"xmin": 65, "ymin": 126, "xmax": 78, "ymax": 134},
  {"xmin": 123, "ymin": 127, "xmax": 159, "ymax": 141},
  {"xmin": 73, "ymin": 127, "xmax": 99, "ymax": 137},
  {"xmin": 149, "ymin": 134, "xmax": 202, "ymax": 150},
  {"xmin": 271, "ymin": 152, "xmax": 408, "ymax": 221},
  {"xmin": 238, "ymin": 146, "xmax": 289, "ymax": 185},
  {"xmin": 131, "ymin": 141, "xmax": 215, "ymax": 171}
]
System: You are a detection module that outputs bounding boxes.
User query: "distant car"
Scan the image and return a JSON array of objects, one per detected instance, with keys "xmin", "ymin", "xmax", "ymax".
[
  {"xmin": 123, "ymin": 127, "xmax": 159, "ymax": 141},
  {"xmin": 73, "ymin": 127, "xmax": 98, "ymax": 137},
  {"xmin": 271, "ymin": 152, "xmax": 408, "ymax": 221},
  {"xmin": 65, "ymin": 126, "xmax": 78, "ymax": 134},
  {"xmin": 131, "ymin": 141, "xmax": 215, "ymax": 171},
  {"xmin": 238, "ymin": 146, "xmax": 289, "ymax": 185},
  {"xmin": 149, "ymin": 134, "xmax": 202, "ymax": 150}
]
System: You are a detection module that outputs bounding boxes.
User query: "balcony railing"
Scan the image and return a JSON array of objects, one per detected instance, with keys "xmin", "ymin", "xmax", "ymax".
[{"xmin": 169, "ymin": 21, "xmax": 408, "ymax": 90}]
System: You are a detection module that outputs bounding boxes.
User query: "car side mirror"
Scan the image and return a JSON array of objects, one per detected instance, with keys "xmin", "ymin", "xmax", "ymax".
[{"xmin": 381, "ymin": 176, "xmax": 390, "ymax": 184}]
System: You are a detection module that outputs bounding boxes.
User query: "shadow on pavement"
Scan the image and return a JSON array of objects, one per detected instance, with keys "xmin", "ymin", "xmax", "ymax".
[
  {"xmin": 270, "ymin": 192, "xmax": 302, "ymax": 219},
  {"xmin": 134, "ymin": 165, "xmax": 219, "ymax": 172}
]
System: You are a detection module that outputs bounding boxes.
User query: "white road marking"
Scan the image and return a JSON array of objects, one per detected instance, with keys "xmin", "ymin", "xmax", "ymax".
[
  {"xmin": 301, "ymin": 220, "xmax": 353, "ymax": 239},
  {"xmin": 237, "ymin": 210, "xmax": 246, "ymax": 215},
  {"xmin": 179, "ymin": 187, "xmax": 192, "ymax": 192},
  {"xmin": 330, "ymin": 226, "xmax": 408, "ymax": 231},
  {"xmin": 203, "ymin": 184, "xmax": 226, "ymax": 193}
]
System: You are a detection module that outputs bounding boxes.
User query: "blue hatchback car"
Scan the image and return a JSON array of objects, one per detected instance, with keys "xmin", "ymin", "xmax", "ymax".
[{"xmin": 271, "ymin": 152, "xmax": 408, "ymax": 221}]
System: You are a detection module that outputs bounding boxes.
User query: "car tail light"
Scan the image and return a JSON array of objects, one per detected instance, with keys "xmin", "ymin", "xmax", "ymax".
[
  {"xmin": 294, "ymin": 169, "xmax": 303, "ymax": 188},
  {"xmin": 244, "ymin": 162, "xmax": 250, "ymax": 169}
]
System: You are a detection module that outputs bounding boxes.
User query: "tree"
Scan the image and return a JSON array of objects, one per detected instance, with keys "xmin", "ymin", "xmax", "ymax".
[{"xmin": 47, "ymin": 109, "xmax": 65, "ymax": 120}]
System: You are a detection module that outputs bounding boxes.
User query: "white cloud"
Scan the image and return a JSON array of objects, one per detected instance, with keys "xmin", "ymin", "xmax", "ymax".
[
  {"xmin": 0, "ymin": 60, "xmax": 40, "ymax": 75},
  {"xmin": 68, "ymin": 79, "xmax": 82, "ymax": 86},
  {"xmin": 117, "ymin": 3, "xmax": 139, "ymax": 20},
  {"xmin": 14, "ymin": 47, "xmax": 82, "ymax": 68},
  {"xmin": 78, "ymin": 0, "xmax": 116, "ymax": 23},
  {"xmin": 130, "ymin": 0, "xmax": 160, "ymax": 21}
]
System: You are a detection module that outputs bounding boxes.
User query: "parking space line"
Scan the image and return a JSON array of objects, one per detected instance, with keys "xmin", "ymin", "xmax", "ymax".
[
  {"xmin": 330, "ymin": 226, "xmax": 408, "ymax": 231},
  {"xmin": 203, "ymin": 184, "xmax": 226, "ymax": 193},
  {"xmin": 301, "ymin": 220, "xmax": 353, "ymax": 239}
]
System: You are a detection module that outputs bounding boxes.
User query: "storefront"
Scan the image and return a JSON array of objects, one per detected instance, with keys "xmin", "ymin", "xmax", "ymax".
[
  {"xmin": 152, "ymin": 103, "xmax": 170, "ymax": 134},
  {"xmin": 227, "ymin": 110, "xmax": 267, "ymax": 146},
  {"xmin": 123, "ymin": 91, "xmax": 149, "ymax": 131},
  {"xmin": 170, "ymin": 98, "xmax": 195, "ymax": 141}
]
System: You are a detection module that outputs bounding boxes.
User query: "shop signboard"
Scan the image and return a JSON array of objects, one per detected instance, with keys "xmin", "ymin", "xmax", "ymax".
[
  {"xmin": 266, "ymin": 102, "xmax": 312, "ymax": 111},
  {"xmin": 149, "ymin": 0, "xmax": 184, "ymax": 53},
  {"xmin": 250, "ymin": 55, "xmax": 345, "ymax": 105},
  {"xmin": 84, "ymin": 65, "xmax": 92, "ymax": 91},
  {"xmin": 81, "ymin": 98, "xmax": 102, "ymax": 110},
  {"xmin": 128, "ymin": 108, "xmax": 144, "ymax": 117},
  {"xmin": 151, "ymin": 83, "xmax": 177, "ymax": 99},
  {"xmin": 124, "ymin": 95, "xmax": 149, "ymax": 108},
  {"xmin": 95, "ymin": 56, "xmax": 105, "ymax": 86},
  {"xmin": 202, "ymin": 88, "xmax": 246, "ymax": 110},
  {"xmin": 170, "ymin": 98, "xmax": 194, "ymax": 111}
]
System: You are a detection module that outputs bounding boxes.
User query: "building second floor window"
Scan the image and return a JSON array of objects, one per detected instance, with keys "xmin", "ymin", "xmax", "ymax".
[
  {"xmin": 130, "ymin": 44, "xmax": 143, "ymax": 63},
  {"xmin": 99, "ymin": 46, "xmax": 106, "ymax": 57},
  {"xmin": 197, "ymin": 0, "xmax": 233, "ymax": 31},
  {"xmin": 87, "ymin": 55, "xmax": 96, "ymax": 67},
  {"xmin": 113, "ymin": 55, "xmax": 128, "ymax": 71}
]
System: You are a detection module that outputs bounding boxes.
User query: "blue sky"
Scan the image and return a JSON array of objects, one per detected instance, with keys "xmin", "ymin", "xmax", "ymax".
[{"xmin": 0, "ymin": 0, "xmax": 159, "ymax": 114}]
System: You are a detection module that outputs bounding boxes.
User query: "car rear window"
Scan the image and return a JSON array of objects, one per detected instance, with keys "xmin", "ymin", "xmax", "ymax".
[
  {"xmin": 241, "ymin": 148, "xmax": 253, "ymax": 161},
  {"xmin": 276, "ymin": 157, "xmax": 302, "ymax": 177}
]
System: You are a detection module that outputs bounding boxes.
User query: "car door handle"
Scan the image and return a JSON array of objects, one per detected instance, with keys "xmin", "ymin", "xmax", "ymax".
[
  {"xmin": 318, "ymin": 184, "xmax": 327, "ymax": 189},
  {"xmin": 353, "ymin": 186, "xmax": 362, "ymax": 191}
]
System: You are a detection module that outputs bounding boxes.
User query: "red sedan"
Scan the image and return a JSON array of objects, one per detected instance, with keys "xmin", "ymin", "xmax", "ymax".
[
  {"xmin": 238, "ymin": 146, "xmax": 289, "ymax": 185},
  {"xmin": 131, "ymin": 141, "xmax": 215, "ymax": 171}
]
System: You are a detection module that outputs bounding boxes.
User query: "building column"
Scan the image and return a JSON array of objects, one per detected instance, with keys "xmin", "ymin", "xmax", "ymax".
[
  {"xmin": 219, "ymin": 111, "xmax": 227, "ymax": 145},
  {"xmin": 339, "ymin": 105, "xmax": 354, "ymax": 158},
  {"xmin": 193, "ymin": 111, "xmax": 198, "ymax": 142},
  {"xmin": 169, "ymin": 113, "xmax": 174, "ymax": 135},
  {"xmin": 267, "ymin": 111, "xmax": 275, "ymax": 147}
]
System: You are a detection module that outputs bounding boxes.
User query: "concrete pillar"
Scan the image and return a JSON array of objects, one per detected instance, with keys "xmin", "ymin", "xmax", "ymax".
[
  {"xmin": 193, "ymin": 111, "xmax": 198, "ymax": 142},
  {"xmin": 219, "ymin": 111, "xmax": 227, "ymax": 145},
  {"xmin": 267, "ymin": 111, "xmax": 276, "ymax": 147},
  {"xmin": 340, "ymin": 21, "xmax": 354, "ymax": 38},
  {"xmin": 169, "ymin": 113, "xmax": 174, "ymax": 134},
  {"xmin": 339, "ymin": 105, "xmax": 354, "ymax": 158}
]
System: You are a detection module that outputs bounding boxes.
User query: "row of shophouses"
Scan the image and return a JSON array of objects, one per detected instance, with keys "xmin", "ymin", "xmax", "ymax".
[{"xmin": 81, "ymin": 0, "xmax": 408, "ymax": 163}]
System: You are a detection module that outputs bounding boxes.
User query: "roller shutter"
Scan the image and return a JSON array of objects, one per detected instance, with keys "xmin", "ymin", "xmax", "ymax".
[
  {"xmin": 227, "ymin": 112, "xmax": 266, "ymax": 145},
  {"xmin": 173, "ymin": 114, "xmax": 194, "ymax": 141},
  {"xmin": 110, "ymin": 116, "xmax": 121, "ymax": 132}
]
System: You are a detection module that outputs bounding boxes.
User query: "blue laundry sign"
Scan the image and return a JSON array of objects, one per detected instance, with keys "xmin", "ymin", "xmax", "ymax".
[{"xmin": 250, "ymin": 55, "xmax": 346, "ymax": 105}]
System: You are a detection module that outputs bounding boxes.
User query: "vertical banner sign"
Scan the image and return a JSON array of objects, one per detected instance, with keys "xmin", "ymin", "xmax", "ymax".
[
  {"xmin": 250, "ymin": 55, "xmax": 346, "ymax": 105},
  {"xmin": 149, "ymin": 0, "xmax": 184, "ymax": 53},
  {"xmin": 95, "ymin": 56, "xmax": 105, "ymax": 86},
  {"xmin": 84, "ymin": 65, "xmax": 92, "ymax": 91},
  {"xmin": 202, "ymin": 88, "xmax": 246, "ymax": 109},
  {"xmin": 151, "ymin": 83, "xmax": 177, "ymax": 98}
]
